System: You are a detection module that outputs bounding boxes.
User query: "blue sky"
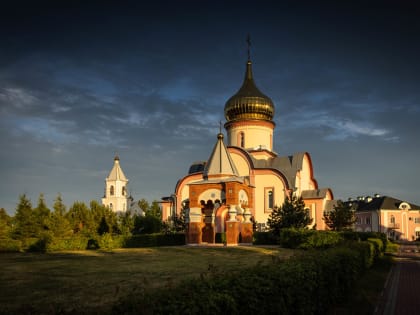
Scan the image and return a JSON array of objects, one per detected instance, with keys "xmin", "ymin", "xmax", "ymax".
[{"xmin": 1, "ymin": 1, "xmax": 419, "ymax": 214}]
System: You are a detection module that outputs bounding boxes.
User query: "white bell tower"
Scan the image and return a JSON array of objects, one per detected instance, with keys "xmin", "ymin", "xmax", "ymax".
[{"xmin": 101, "ymin": 155, "xmax": 129, "ymax": 212}]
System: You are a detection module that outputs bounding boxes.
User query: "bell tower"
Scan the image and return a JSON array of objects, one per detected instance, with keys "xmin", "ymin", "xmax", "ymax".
[{"xmin": 101, "ymin": 155, "xmax": 129, "ymax": 212}]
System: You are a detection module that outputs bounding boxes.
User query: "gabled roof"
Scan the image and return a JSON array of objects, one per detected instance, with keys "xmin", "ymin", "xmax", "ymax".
[
  {"xmin": 204, "ymin": 133, "xmax": 239, "ymax": 178},
  {"xmin": 349, "ymin": 196, "xmax": 420, "ymax": 211},
  {"xmin": 325, "ymin": 200, "xmax": 338, "ymax": 212},
  {"xmin": 301, "ymin": 188, "xmax": 330, "ymax": 199},
  {"xmin": 107, "ymin": 156, "xmax": 128, "ymax": 181},
  {"xmin": 250, "ymin": 152, "xmax": 307, "ymax": 188}
]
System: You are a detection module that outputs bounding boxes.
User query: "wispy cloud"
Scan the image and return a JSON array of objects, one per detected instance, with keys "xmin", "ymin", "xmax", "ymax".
[{"xmin": 282, "ymin": 109, "xmax": 394, "ymax": 141}]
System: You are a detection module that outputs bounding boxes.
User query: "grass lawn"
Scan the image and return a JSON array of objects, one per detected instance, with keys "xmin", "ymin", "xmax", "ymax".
[{"xmin": 0, "ymin": 246, "xmax": 292, "ymax": 314}]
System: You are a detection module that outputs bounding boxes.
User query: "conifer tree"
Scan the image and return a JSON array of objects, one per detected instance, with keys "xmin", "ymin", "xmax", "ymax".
[
  {"xmin": 12, "ymin": 194, "xmax": 36, "ymax": 239},
  {"xmin": 117, "ymin": 211, "xmax": 134, "ymax": 236},
  {"xmin": 137, "ymin": 198, "xmax": 150, "ymax": 215},
  {"xmin": 49, "ymin": 194, "xmax": 72, "ymax": 237},
  {"xmin": 267, "ymin": 194, "xmax": 312, "ymax": 235},
  {"xmin": 323, "ymin": 200, "xmax": 355, "ymax": 231},
  {"xmin": 0, "ymin": 208, "xmax": 12, "ymax": 239},
  {"xmin": 67, "ymin": 201, "xmax": 90, "ymax": 234},
  {"xmin": 90, "ymin": 200, "xmax": 118, "ymax": 235},
  {"xmin": 33, "ymin": 193, "xmax": 51, "ymax": 233},
  {"xmin": 148, "ymin": 200, "xmax": 162, "ymax": 219}
]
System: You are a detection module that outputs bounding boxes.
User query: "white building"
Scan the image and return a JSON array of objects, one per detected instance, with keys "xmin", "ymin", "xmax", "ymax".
[{"xmin": 102, "ymin": 155, "xmax": 129, "ymax": 212}]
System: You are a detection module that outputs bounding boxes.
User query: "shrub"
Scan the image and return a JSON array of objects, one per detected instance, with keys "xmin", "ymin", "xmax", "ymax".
[
  {"xmin": 346, "ymin": 240, "xmax": 376, "ymax": 269},
  {"xmin": 133, "ymin": 216, "xmax": 162, "ymax": 234},
  {"xmin": 123, "ymin": 233, "xmax": 185, "ymax": 248},
  {"xmin": 47, "ymin": 236, "xmax": 89, "ymax": 251},
  {"xmin": 86, "ymin": 238, "xmax": 100, "ymax": 250},
  {"xmin": 215, "ymin": 232, "xmax": 226, "ymax": 244},
  {"xmin": 386, "ymin": 241, "xmax": 399, "ymax": 253},
  {"xmin": 340, "ymin": 231, "xmax": 387, "ymax": 252},
  {"xmin": 252, "ymin": 231, "xmax": 277, "ymax": 245},
  {"xmin": 97, "ymin": 234, "xmax": 125, "ymax": 250},
  {"xmin": 0, "ymin": 238, "xmax": 22, "ymax": 252},
  {"xmin": 299, "ymin": 230, "xmax": 343, "ymax": 249},
  {"xmin": 113, "ymin": 245, "xmax": 373, "ymax": 315},
  {"xmin": 367, "ymin": 238, "xmax": 384, "ymax": 259},
  {"xmin": 279, "ymin": 228, "xmax": 308, "ymax": 248},
  {"xmin": 278, "ymin": 229, "xmax": 342, "ymax": 249}
]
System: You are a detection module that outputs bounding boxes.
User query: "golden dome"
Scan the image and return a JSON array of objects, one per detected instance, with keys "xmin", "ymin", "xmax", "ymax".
[{"xmin": 224, "ymin": 60, "xmax": 274, "ymax": 122}]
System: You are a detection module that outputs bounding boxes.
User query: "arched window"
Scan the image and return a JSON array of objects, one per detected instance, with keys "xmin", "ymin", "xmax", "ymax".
[
  {"xmin": 240, "ymin": 132, "xmax": 245, "ymax": 148},
  {"xmin": 122, "ymin": 186, "xmax": 126, "ymax": 196},
  {"xmin": 305, "ymin": 207, "xmax": 311, "ymax": 219},
  {"xmin": 390, "ymin": 216, "xmax": 395, "ymax": 224},
  {"xmin": 268, "ymin": 190, "xmax": 273, "ymax": 209},
  {"xmin": 109, "ymin": 203, "xmax": 113, "ymax": 210},
  {"xmin": 110, "ymin": 185, "xmax": 114, "ymax": 196}
]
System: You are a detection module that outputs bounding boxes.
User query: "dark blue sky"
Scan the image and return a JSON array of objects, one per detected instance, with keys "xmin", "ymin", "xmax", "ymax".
[{"xmin": 1, "ymin": 1, "xmax": 420, "ymax": 213}]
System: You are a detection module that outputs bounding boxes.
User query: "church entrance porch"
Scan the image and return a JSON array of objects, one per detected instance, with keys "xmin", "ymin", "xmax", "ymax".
[{"xmin": 187, "ymin": 202, "xmax": 253, "ymax": 246}]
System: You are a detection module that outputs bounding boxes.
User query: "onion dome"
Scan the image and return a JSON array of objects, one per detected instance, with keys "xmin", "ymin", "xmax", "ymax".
[{"xmin": 224, "ymin": 60, "xmax": 275, "ymax": 122}]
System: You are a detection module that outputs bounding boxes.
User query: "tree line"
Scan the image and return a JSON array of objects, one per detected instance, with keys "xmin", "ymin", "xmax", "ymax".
[
  {"xmin": 0, "ymin": 194, "xmax": 185, "ymax": 243},
  {"xmin": 267, "ymin": 194, "xmax": 355, "ymax": 233}
]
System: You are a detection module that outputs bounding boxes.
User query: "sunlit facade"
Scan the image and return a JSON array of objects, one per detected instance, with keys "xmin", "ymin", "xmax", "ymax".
[{"xmin": 162, "ymin": 55, "xmax": 334, "ymax": 244}]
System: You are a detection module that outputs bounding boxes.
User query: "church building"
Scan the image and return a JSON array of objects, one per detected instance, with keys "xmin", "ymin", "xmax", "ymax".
[
  {"xmin": 102, "ymin": 156, "xmax": 130, "ymax": 212},
  {"xmin": 161, "ymin": 52, "xmax": 334, "ymax": 244}
]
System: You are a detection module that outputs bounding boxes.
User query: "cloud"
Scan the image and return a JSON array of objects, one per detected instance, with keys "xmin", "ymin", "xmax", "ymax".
[
  {"xmin": 0, "ymin": 87, "xmax": 37, "ymax": 109},
  {"xmin": 325, "ymin": 120, "xmax": 389, "ymax": 140},
  {"xmin": 13, "ymin": 117, "xmax": 78, "ymax": 144},
  {"xmin": 281, "ymin": 107, "xmax": 393, "ymax": 142}
]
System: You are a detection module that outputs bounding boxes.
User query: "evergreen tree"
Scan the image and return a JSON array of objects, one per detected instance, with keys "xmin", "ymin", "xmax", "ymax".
[
  {"xmin": 33, "ymin": 193, "xmax": 51, "ymax": 234},
  {"xmin": 133, "ymin": 214, "xmax": 162, "ymax": 234},
  {"xmin": 12, "ymin": 194, "xmax": 36, "ymax": 239},
  {"xmin": 97, "ymin": 217, "xmax": 110, "ymax": 235},
  {"xmin": 0, "ymin": 208, "xmax": 12, "ymax": 239},
  {"xmin": 323, "ymin": 200, "xmax": 355, "ymax": 231},
  {"xmin": 53, "ymin": 194, "xmax": 66, "ymax": 216},
  {"xmin": 137, "ymin": 199, "xmax": 150, "ymax": 214},
  {"xmin": 117, "ymin": 211, "xmax": 134, "ymax": 236},
  {"xmin": 147, "ymin": 200, "xmax": 162, "ymax": 219},
  {"xmin": 90, "ymin": 200, "xmax": 118, "ymax": 235},
  {"xmin": 172, "ymin": 207, "xmax": 187, "ymax": 232},
  {"xmin": 49, "ymin": 194, "xmax": 72, "ymax": 238},
  {"xmin": 67, "ymin": 201, "xmax": 91, "ymax": 234},
  {"xmin": 267, "ymin": 194, "xmax": 312, "ymax": 235}
]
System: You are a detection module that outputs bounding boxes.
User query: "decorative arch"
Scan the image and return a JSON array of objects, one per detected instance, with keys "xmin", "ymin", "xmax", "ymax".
[
  {"xmin": 399, "ymin": 202, "xmax": 411, "ymax": 210},
  {"xmin": 238, "ymin": 189, "xmax": 249, "ymax": 207},
  {"xmin": 198, "ymin": 189, "xmax": 226, "ymax": 204},
  {"xmin": 215, "ymin": 205, "xmax": 229, "ymax": 233}
]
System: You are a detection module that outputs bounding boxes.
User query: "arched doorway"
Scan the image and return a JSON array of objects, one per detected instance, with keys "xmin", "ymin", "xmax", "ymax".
[{"xmin": 201, "ymin": 200, "xmax": 215, "ymax": 243}]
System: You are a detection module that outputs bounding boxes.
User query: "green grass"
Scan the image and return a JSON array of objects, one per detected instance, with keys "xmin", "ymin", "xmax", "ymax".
[{"xmin": 0, "ymin": 246, "xmax": 293, "ymax": 314}]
